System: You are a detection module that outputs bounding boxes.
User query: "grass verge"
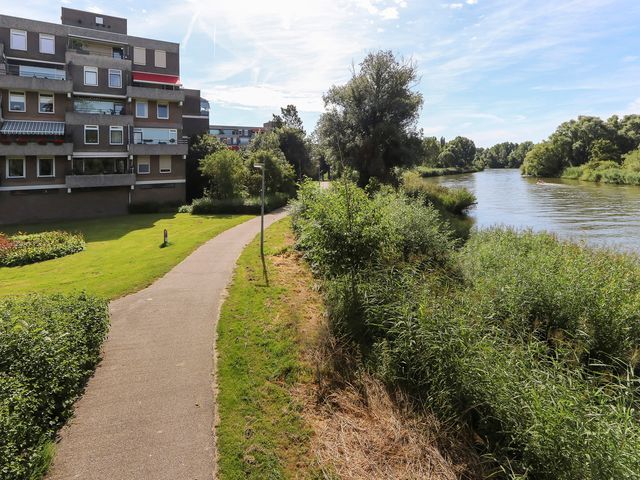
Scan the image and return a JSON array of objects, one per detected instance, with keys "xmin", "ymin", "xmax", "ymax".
[
  {"xmin": 0, "ymin": 213, "xmax": 252, "ymax": 299},
  {"xmin": 216, "ymin": 218, "xmax": 315, "ymax": 479}
]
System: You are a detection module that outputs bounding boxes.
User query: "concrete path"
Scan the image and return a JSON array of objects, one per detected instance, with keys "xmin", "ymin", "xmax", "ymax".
[{"xmin": 47, "ymin": 210, "xmax": 289, "ymax": 480}]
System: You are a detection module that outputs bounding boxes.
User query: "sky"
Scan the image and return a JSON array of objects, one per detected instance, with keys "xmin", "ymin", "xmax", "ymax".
[{"xmin": 2, "ymin": 0, "xmax": 640, "ymax": 147}]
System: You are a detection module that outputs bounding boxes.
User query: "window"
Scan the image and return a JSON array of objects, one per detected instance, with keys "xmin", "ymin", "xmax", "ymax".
[
  {"xmin": 133, "ymin": 46, "xmax": 146, "ymax": 65},
  {"xmin": 84, "ymin": 125, "xmax": 99, "ymax": 144},
  {"xmin": 9, "ymin": 91, "xmax": 26, "ymax": 112},
  {"xmin": 137, "ymin": 156, "xmax": 150, "ymax": 174},
  {"xmin": 84, "ymin": 66, "xmax": 98, "ymax": 86},
  {"xmin": 136, "ymin": 100, "xmax": 148, "ymax": 118},
  {"xmin": 39, "ymin": 33, "xmax": 55, "ymax": 54},
  {"xmin": 159, "ymin": 156, "xmax": 171, "ymax": 174},
  {"xmin": 108, "ymin": 69, "xmax": 122, "ymax": 88},
  {"xmin": 109, "ymin": 126, "xmax": 124, "ymax": 145},
  {"xmin": 154, "ymin": 49, "xmax": 166, "ymax": 68},
  {"xmin": 39, "ymin": 93, "xmax": 54, "ymax": 113},
  {"xmin": 37, "ymin": 157, "xmax": 55, "ymax": 177},
  {"xmin": 7, "ymin": 158, "xmax": 26, "ymax": 178},
  {"xmin": 157, "ymin": 102, "xmax": 169, "ymax": 119},
  {"xmin": 10, "ymin": 29, "xmax": 27, "ymax": 51},
  {"xmin": 95, "ymin": 16, "xmax": 104, "ymax": 25}
]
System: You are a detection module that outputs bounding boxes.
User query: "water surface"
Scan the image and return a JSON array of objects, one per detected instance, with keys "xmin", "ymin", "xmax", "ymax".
[{"xmin": 425, "ymin": 169, "xmax": 640, "ymax": 251}]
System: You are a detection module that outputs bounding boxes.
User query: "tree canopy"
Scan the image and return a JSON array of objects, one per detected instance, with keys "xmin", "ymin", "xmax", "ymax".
[{"xmin": 316, "ymin": 50, "xmax": 424, "ymax": 186}]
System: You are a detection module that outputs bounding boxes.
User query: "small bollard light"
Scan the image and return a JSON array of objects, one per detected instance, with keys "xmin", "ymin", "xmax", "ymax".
[{"xmin": 162, "ymin": 229, "xmax": 168, "ymax": 248}]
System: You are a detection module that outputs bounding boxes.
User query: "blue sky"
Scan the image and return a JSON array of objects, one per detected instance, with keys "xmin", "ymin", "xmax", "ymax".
[{"xmin": 2, "ymin": 0, "xmax": 640, "ymax": 146}]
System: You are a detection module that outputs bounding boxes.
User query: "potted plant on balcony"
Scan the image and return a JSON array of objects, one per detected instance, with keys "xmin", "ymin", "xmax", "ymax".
[
  {"xmin": 0, "ymin": 138, "xmax": 11, "ymax": 145},
  {"xmin": 16, "ymin": 137, "xmax": 28, "ymax": 145},
  {"xmin": 37, "ymin": 138, "xmax": 47, "ymax": 145},
  {"xmin": 52, "ymin": 138, "xmax": 64, "ymax": 145}
]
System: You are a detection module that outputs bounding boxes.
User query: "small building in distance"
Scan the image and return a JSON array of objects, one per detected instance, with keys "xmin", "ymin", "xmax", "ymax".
[{"xmin": 209, "ymin": 123, "xmax": 271, "ymax": 150}]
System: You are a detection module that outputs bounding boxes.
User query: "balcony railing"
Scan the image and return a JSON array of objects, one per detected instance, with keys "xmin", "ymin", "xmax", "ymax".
[
  {"xmin": 67, "ymin": 39, "xmax": 130, "ymax": 60},
  {"xmin": 5, "ymin": 63, "xmax": 66, "ymax": 80},
  {"xmin": 132, "ymin": 128, "xmax": 179, "ymax": 145},
  {"xmin": 74, "ymin": 101, "xmax": 126, "ymax": 115}
]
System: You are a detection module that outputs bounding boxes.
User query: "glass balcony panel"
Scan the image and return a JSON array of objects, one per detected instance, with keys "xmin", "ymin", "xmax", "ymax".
[
  {"xmin": 133, "ymin": 128, "xmax": 178, "ymax": 145},
  {"xmin": 74, "ymin": 99, "xmax": 126, "ymax": 115},
  {"xmin": 6, "ymin": 64, "xmax": 66, "ymax": 80}
]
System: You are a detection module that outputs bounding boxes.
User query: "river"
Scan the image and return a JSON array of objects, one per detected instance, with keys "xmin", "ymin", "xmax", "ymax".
[{"xmin": 424, "ymin": 169, "xmax": 640, "ymax": 251}]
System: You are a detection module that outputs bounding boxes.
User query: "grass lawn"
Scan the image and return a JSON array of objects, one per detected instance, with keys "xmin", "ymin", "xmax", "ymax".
[
  {"xmin": 0, "ymin": 213, "xmax": 252, "ymax": 299},
  {"xmin": 216, "ymin": 218, "xmax": 319, "ymax": 479}
]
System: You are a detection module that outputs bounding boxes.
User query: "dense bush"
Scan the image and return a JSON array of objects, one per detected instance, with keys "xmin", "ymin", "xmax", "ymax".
[
  {"xmin": 561, "ymin": 156, "xmax": 640, "ymax": 185},
  {"xmin": 190, "ymin": 193, "xmax": 290, "ymax": 215},
  {"xmin": 415, "ymin": 165, "xmax": 481, "ymax": 177},
  {"xmin": 458, "ymin": 229, "xmax": 640, "ymax": 366},
  {"xmin": 0, "ymin": 231, "xmax": 85, "ymax": 267},
  {"xmin": 292, "ymin": 180, "xmax": 640, "ymax": 478},
  {"xmin": 402, "ymin": 171, "xmax": 476, "ymax": 214},
  {"xmin": 0, "ymin": 294, "xmax": 109, "ymax": 479}
]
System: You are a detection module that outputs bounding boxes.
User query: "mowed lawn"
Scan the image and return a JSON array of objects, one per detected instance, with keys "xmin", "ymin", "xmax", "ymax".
[{"xmin": 0, "ymin": 213, "xmax": 253, "ymax": 299}]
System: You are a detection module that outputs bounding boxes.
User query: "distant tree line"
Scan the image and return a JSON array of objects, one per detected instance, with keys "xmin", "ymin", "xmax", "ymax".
[{"xmin": 522, "ymin": 115, "xmax": 640, "ymax": 177}]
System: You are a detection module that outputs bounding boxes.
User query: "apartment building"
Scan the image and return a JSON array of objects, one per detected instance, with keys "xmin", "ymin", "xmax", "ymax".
[
  {"xmin": 209, "ymin": 124, "xmax": 268, "ymax": 150},
  {"xmin": 0, "ymin": 8, "xmax": 209, "ymax": 225}
]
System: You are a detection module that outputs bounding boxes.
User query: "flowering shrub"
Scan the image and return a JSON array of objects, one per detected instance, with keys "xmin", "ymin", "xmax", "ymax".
[{"xmin": 0, "ymin": 231, "xmax": 85, "ymax": 267}]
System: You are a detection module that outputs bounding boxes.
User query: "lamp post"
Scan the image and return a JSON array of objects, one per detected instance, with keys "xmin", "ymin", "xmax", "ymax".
[{"xmin": 254, "ymin": 163, "xmax": 267, "ymax": 284}]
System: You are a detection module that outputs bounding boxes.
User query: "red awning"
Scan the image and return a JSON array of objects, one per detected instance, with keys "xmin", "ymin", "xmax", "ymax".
[{"xmin": 132, "ymin": 72, "xmax": 181, "ymax": 86}]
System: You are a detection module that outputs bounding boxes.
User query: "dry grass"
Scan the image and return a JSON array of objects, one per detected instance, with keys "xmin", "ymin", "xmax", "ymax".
[{"xmin": 271, "ymin": 231, "xmax": 483, "ymax": 480}]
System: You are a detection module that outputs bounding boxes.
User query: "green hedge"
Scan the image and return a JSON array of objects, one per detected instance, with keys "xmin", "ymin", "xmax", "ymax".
[
  {"xmin": 415, "ymin": 165, "xmax": 482, "ymax": 177},
  {"xmin": 0, "ymin": 294, "xmax": 109, "ymax": 480},
  {"xmin": 0, "ymin": 231, "xmax": 85, "ymax": 267},
  {"xmin": 187, "ymin": 193, "xmax": 290, "ymax": 215},
  {"xmin": 402, "ymin": 170, "xmax": 476, "ymax": 214}
]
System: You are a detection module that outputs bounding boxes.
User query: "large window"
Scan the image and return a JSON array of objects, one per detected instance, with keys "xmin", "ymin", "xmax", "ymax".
[
  {"xmin": 7, "ymin": 158, "xmax": 26, "ymax": 178},
  {"xmin": 109, "ymin": 126, "xmax": 124, "ymax": 145},
  {"xmin": 154, "ymin": 49, "xmax": 166, "ymax": 68},
  {"xmin": 84, "ymin": 66, "xmax": 98, "ymax": 86},
  {"xmin": 137, "ymin": 156, "xmax": 150, "ymax": 174},
  {"xmin": 39, "ymin": 93, "xmax": 54, "ymax": 113},
  {"xmin": 159, "ymin": 156, "xmax": 171, "ymax": 174},
  {"xmin": 37, "ymin": 157, "xmax": 55, "ymax": 177},
  {"xmin": 84, "ymin": 125, "xmax": 99, "ymax": 145},
  {"xmin": 39, "ymin": 33, "xmax": 55, "ymax": 54},
  {"xmin": 133, "ymin": 46, "xmax": 146, "ymax": 65},
  {"xmin": 9, "ymin": 91, "xmax": 26, "ymax": 112},
  {"xmin": 10, "ymin": 29, "xmax": 27, "ymax": 51},
  {"xmin": 157, "ymin": 102, "xmax": 169, "ymax": 120},
  {"xmin": 108, "ymin": 69, "xmax": 122, "ymax": 88},
  {"xmin": 136, "ymin": 100, "xmax": 148, "ymax": 118}
]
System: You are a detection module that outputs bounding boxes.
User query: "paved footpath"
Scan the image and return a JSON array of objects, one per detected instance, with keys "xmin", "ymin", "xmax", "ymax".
[{"xmin": 48, "ymin": 210, "xmax": 289, "ymax": 480}]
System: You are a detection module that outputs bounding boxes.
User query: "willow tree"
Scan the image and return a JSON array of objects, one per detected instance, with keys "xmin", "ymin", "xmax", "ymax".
[{"xmin": 316, "ymin": 50, "xmax": 423, "ymax": 186}]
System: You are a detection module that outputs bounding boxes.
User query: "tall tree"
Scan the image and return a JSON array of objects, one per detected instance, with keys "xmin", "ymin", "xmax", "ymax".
[
  {"xmin": 316, "ymin": 50, "xmax": 423, "ymax": 186},
  {"xmin": 272, "ymin": 104, "xmax": 305, "ymax": 132}
]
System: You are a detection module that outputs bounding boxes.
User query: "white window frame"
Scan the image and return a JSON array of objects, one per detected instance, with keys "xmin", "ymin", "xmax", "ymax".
[
  {"xmin": 154, "ymin": 49, "xmax": 166, "ymax": 68},
  {"xmin": 84, "ymin": 125, "xmax": 99, "ymax": 145},
  {"xmin": 159, "ymin": 156, "xmax": 171, "ymax": 174},
  {"xmin": 37, "ymin": 157, "xmax": 55, "ymax": 178},
  {"xmin": 6, "ymin": 157, "xmax": 26, "ymax": 179},
  {"xmin": 9, "ymin": 91, "xmax": 26, "ymax": 112},
  {"xmin": 109, "ymin": 126, "xmax": 124, "ymax": 145},
  {"xmin": 157, "ymin": 102, "xmax": 169, "ymax": 120},
  {"xmin": 10, "ymin": 29, "xmax": 27, "ymax": 51},
  {"xmin": 95, "ymin": 16, "xmax": 104, "ymax": 25},
  {"xmin": 84, "ymin": 66, "xmax": 98, "ymax": 86},
  {"xmin": 137, "ymin": 156, "xmax": 150, "ymax": 175},
  {"xmin": 135, "ymin": 100, "xmax": 148, "ymax": 118},
  {"xmin": 133, "ymin": 46, "xmax": 146, "ymax": 65},
  {"xmin": 39, "ymin": 33, "xmax": 55, "ymax": 54},
  {"xmin": 38, "ymin": 92, "xmax": 55, "ymax": 114},
  {"xmin": 108, "ymin": 69, "xmax": 122, "ymax": 88}
]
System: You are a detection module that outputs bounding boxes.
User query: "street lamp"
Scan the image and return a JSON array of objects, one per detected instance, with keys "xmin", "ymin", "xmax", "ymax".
[{"xmin": 254, "ymin": 163, "xmax": 267, "ymax": 284}]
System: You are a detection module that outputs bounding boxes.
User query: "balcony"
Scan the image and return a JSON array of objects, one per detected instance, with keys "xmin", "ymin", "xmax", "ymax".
[
  {"xmin": 129, "ymin": 128, "xmax": 188, "ymax": 155},
  {"xmin": 127, "ymin": 86, "xmax": 185, "ymax": 102},
  {"xmin": 66, "ymin": 173, "xmax": 136, "ymax": 188},
  {"xmin": 66, "ymin": 99, "xmax": 132, "ymax": 126},
  {"xmin": 1, "ymin": 64, "xmax": 72, "ymax": 93},
  {"xmin": 0, "ymin": 139, "xmax": 73, "ymax": 156}
]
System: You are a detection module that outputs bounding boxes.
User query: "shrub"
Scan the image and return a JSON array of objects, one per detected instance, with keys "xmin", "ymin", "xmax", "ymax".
[
  {"xmin": 244, "ymin": 149, "xmax": 296, "ymax": 197},
  {"xmin": 0, "ymin": 231, "xmax": 85, "ymax": 267},
  {"xmin": 190, "ymin": 193, "xmax": 290, "ymax": 215},
  {"xmin": 0, "ymin": 294, "xmax": 109, "ymax": 480},
  {"xmin": 402, "ymin": 171, "xmax": 476, "ymax": 214}
]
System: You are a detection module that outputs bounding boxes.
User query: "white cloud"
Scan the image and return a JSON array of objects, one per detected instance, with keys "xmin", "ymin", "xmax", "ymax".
[
  {"xmin": 449, "ymin": 3, "xmax": 464, "ymax": 8},
  {"xmin": 466, "ymin": 0, "xmax": 478, "ymax": 4}
]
